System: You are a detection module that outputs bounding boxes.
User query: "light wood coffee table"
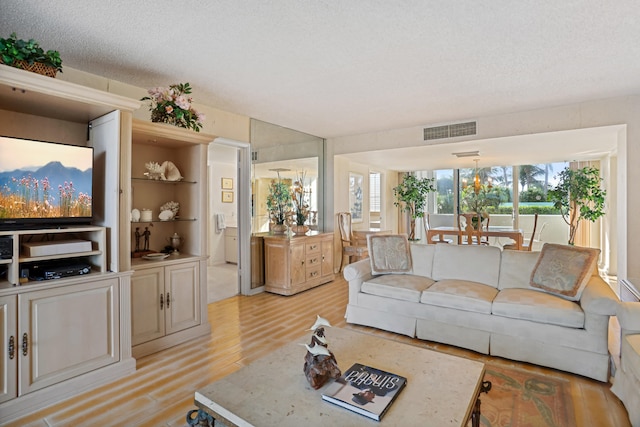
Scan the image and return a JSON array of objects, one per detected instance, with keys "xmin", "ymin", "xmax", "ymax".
[{"xmin": 194, "ymin": 327, "xmax": 486, "ymax": 426}]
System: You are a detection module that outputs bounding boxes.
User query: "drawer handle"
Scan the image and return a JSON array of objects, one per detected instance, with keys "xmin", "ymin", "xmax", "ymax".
[
  {"xmin": 22, "ymin": 333, "xmax": 28, "ymax": 356},
  {"xmin": 310, "ymin": 258, "xmax": 318, "ymax": 264},
  {"xmin": 8, "ymin": 335, "xmax": 15, "ymax": 360},
  {"xmin": 160, "ymin": 293, "xmax": 164, "ymax": 310},
  {"xmin": 310, "ymin": 271, "xmax": 318, "ymax": 278},
  {"xmin": 310, "ymin": 245, "xmax": 317, "ymax": 250},
  {"xmin": 166, "ymin": 292, "xmax": 171, "ymax": 308}
]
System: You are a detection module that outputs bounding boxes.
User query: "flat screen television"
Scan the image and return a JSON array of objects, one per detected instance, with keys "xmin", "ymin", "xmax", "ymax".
[{"xmin": 0, "ymin": 136, "xmax": 94, "ymax": 229}]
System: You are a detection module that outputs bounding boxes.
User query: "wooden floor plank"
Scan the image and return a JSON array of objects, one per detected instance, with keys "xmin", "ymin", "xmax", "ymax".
[{"xmin": 3, "ymin": 277, "xmax": 631, "ymax": 426}]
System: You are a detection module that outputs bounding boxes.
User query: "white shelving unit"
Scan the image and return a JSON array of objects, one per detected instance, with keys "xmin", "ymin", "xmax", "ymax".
[
  {"xmin": 0, "ymin": 65, "xmax": 139, "ymax": 424},
  {"xmin": 127, "ymin": 119, "xmax": 212, "ymax": 358}
]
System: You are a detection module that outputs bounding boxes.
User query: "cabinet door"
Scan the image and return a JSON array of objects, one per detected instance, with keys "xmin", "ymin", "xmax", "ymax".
[
  {"xmin": 18, "ymin": 279, "xmax": 120, "ymax": 395},
  {"xmin": 131, "ymin": 267, "xmax": 165, "ymax": 346},
  {"xmin": 321, "ymin": 238, "xmax": 334, "ymax": 277},
  {"xmin": 0, "ymin": 295, "xmax": 17, "ymax": 404},
  {"xmin": 165, "ymin": 262, "xmax": 200, "ymax": 335},
  {"xmin": 225, "ymin": 235, "xmax": 238, "ymax": 263},
  {"xmin": 290, "ymin": 241, "xmax": 306, "ymax": 286}
]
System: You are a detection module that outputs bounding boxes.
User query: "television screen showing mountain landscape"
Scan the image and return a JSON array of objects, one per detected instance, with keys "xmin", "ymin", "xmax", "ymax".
[{"xmin": 0, "ymin": 137, "xmax": 93, "ymax": 220}]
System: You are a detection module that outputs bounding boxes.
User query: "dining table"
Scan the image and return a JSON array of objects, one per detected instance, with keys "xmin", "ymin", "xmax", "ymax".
[{"xmin": 427, "ymin": 226, "xmax": 524, "ymax": 249}]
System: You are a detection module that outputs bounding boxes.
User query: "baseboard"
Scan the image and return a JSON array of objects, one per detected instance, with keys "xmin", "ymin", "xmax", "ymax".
[{"xmin": 0, "ymin": 357, "xmax": 136, "ymax": 425}]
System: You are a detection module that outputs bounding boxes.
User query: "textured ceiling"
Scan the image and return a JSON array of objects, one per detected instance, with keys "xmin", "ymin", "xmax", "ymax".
[{"xmin": 1, "ymin": 1, "xmax": 640, "ymax": 140}]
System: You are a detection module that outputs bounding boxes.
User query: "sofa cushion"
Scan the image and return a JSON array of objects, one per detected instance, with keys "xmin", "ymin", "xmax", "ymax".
[
  {"xmin": 622, "ymin": 334, "xmax": 640, "ymax": 380},
  {"xmin": 432, "ymin": 244, "xmax": 502, "ymax": 287},
  {"xmin": 492, "ymin": 288, "xmax": 585, "ymax": 328},
  {"xmin": 361, "ymin": 274, "xmax": 435, "ymax": 303},
  {"xmin": 530, "ymin": 243, "xmax": 599, "ymax": 301},
  {"xmin": 498, "ymin": 250, "xmax": 541, "ymax": 290},
  {"xmin": 367, "ymin": 234, "xmax": 412, "ymax": 275},
  {"xmin": 409, "ymin": 243, "xmax": 436, "ymax": 278},
  {"xmin": 420, "ymin": 279, "xmax": 498, "ymax": 314}
]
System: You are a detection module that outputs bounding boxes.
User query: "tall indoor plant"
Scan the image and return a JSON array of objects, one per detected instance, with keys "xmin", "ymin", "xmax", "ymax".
[
  {"xmin": 548, "ymin": 166, "xmax": 606, "ymax": 245},
  {"xmin": 266, "ymin": 174, "xmax": 292, "ymax": 234},
  {"xmin": 393, "ymin": 173, "xmax": 436, "ymax": 240},
  {"xmin": 290, "ymin": 170, "xmax": 310, "ymax": 234}
]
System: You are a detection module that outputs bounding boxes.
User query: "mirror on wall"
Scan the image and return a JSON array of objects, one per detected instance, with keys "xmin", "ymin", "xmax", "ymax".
[{"xmin": 250, "ymin": 119, "xmax": 325, "ymax": 234}]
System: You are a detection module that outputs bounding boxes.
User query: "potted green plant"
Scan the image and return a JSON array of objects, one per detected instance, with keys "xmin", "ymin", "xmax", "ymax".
[
  {"xmin": 266, "ymin": 174, "xmax": 292, "ymax": 234},
  {"xmin": 0, "ymin": 33, "xmax": 62, "ymax": 77},
  {"xmin": 393, "ymin": 174, "xmax": 436, "ymax": 240},
  {"xmin": 548, "ymin": 166, "xmax": 606, "ymax": 245}
]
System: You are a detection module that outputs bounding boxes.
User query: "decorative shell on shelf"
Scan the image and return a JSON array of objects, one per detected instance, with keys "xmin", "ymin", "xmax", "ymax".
[
  {"xmin": 158, "ymin": 210, "xmax": 174, "ymax": 221},
  {"xmin": 143, "ymin": 161, "xmax": 182, "ymax": 181},
  {"xmin": 162, "ymin": 161, "xmax": 183, "ymax": 181},
  {"xmin": 160, "ymin": 201, "xmax": 180, "ymax": 216},
  {"xmin": 144, "ymin": 161, "xmax": 166, "ymax": 180}
]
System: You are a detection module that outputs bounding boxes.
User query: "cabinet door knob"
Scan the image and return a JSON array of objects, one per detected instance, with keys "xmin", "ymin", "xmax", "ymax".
[
  {"xmin": 22, "ymin": 333, "xmax": 28, "ymax": 356},
  {"xmin": 8, "ymin": 335, "xmax": 15, "ymax": 360},
  {"xmin": 160, "ymin": 293, "xmax": 164, "ymax": 310},
  {"xmin": 166, "ymin": 292, "xmax": 171, "ymax": 308}
]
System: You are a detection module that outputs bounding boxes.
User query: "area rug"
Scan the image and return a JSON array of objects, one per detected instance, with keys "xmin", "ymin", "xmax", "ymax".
[{"xmin": 473, "ymin": 364, "xmax": 576, "ymax": 427}]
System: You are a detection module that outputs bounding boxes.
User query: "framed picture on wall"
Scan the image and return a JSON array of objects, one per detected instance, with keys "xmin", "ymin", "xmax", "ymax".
[
  {"xmin": 222, "ymin": 191, "xmax": 234, "ymax": 203},
  {"xmin": 349, "ymin": 172, "xmax": 364, "ymax": 223},
  {"xmin": 221, "ymin": 177, "xmax": 233, "ymax": 189}
]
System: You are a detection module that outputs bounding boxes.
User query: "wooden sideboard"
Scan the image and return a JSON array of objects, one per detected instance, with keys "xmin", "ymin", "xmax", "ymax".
[{"xmin": 263, "ymin": 232, "xmax": 334, "ymax": 296}]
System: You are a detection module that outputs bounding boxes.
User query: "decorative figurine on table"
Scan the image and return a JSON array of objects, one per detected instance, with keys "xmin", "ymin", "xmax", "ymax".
[{"xmin": 302, "ymin": 315, "xmax": 341, "ymax": 389}]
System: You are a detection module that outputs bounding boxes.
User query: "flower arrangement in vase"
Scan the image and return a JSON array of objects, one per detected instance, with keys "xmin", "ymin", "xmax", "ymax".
[
  {"xmin": 291, "ymin": 170, "xmax": 310, "ymax": 234},
  {"xmin": 141, "ymin": 82, "xmax": 205, "ymax": 132},
  {"xmin": 266, "ymin": 173, "xmax": 292, "ymax": 234}
]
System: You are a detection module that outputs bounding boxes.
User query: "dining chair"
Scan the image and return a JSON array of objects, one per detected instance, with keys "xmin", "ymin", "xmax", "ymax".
[
  {"xmin": 423, "ymin": 213, "xmax": 452, "ymax": 244},
  {"xmin": 458, "ymin": 213, "xmax": 489, "ymax": 245},
  {"xmin": 337, "ymin": 212, "xmax": 369, "ymax": 271},
  {"xmin": 503, "ymin": 213, "xmax": 538, "ymax": 251}
]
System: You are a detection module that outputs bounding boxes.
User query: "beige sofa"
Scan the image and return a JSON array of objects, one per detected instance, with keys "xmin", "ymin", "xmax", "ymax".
[
  {"xmin": 612, "ymin": 302, "xmax": 640, "ymax": 426},
  {"xmin": 343, "ymin": 239, "xmax": 619, "ymax": 381}
]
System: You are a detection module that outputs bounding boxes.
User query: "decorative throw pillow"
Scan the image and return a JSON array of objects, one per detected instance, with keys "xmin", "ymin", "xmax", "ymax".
[
  {"xmin": 530, "ymin": 243, "xmax": 599, "ymax": 301},
  {"xmin": 367, "ymin": 234, "xmax": 412, "ymax": 275}
]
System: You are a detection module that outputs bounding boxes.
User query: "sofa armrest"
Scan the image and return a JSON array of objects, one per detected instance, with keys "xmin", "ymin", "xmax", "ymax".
[
  {"xmin": 343, "ymin": 259, "xmax": 374, "ymax": 282},
  {"xmin": 343, "ymin": 259, "xmax": 375, "ymax": 303},
  {"xmin": 617, "ymin": 301, "xmax": 640, "ymax": 334},
  {"xmin": 580, "ymin": 275, "xmax": 620, "ymax": 316}
]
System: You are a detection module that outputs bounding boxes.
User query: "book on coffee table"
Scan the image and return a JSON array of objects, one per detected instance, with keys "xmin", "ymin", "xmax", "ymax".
[{"xmin": 321, "ymin": 363, "xmax": 407, "ymax": 421}]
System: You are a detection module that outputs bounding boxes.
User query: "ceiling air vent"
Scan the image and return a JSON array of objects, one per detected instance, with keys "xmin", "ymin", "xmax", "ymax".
[{"xmin": 424, "ymin": 121, "xmax": 477, "ymax": 141}]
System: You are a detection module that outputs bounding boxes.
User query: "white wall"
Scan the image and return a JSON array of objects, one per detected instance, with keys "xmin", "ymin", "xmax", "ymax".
[
  {"xmin": 327, "ymin": 95, "xmax": 639, "ymax": 278},
  {"xmin": 208, "ymin": 144, "xmax": 238, "ymax": 265}
]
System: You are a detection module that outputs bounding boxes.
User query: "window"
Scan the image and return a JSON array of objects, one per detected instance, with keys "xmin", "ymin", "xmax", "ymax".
[
  {"xmin": 434, "ymin": 169, "xmax": 454, "ymax": 214},
  {"xmin": 369, "ymin": 172, "xmax": 380, "ymax": 212}
]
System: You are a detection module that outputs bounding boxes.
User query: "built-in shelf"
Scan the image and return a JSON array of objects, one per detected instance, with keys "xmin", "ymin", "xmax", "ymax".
[
  {"xmin": 0, "ymin": 259, "xmax": 11, "ymax": 265},
  {"xmin": 131, "ymin": 219, "xmax": 196, "ymax": 224},
  {"xmin": 19, "ymin": 250, "xmax": 102, "ymax": 264},
  {"xmin": 132, "ymin": 177, "xmax": 197, "ymax": 184}
]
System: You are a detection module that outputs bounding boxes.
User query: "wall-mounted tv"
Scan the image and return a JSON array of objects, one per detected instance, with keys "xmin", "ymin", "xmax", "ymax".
[{"xmin": 0, "ymin": 136, "xmax": 93, "ymax": 229}]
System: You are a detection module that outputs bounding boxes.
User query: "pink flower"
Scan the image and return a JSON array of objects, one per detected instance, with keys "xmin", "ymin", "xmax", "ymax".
[
  {"xmin": 175, "ymin": 95, "xmax": 190, "ymax": 110},
  {"xmin": 165, "ymin": 105, "xmax": 174, "ymax": 114},
  {"xmin": 197, "ymin": 112, "xmax": 206, "ymax": 123}
]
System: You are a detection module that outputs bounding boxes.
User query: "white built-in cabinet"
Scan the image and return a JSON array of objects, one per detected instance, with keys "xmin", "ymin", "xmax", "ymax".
[
  {"xmin": 225, "ymin": 227, "xmax": 238, "ymax": 263},
  {"xmin": 130, "ymin": 259, "xmax": 202, "ymax": 357},
  {"xmin": 127, "ymin": 120, "xmax": 212, "ymax": 358},
  {"xmin": 0, "ymin": 65, "xmax": 141, "ymax": 423}
]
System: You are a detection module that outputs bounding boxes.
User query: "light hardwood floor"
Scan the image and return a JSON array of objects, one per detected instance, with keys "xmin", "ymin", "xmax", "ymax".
[{"xmin": 5, "ymin": 277, "xmax": 631, "ymax": 426}]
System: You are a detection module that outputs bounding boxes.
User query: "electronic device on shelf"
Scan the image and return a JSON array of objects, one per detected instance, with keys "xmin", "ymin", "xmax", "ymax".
[
  {"xmin": 0, "ymin": 236, "xmax": 12, "ymax": 259},
  {"xmin": 26, "ymin": 260, "xmax": 92, "ymax": 281},
  {"xmin": 0, "ymin": 135, "xmax": 94, "ymax": 230}
]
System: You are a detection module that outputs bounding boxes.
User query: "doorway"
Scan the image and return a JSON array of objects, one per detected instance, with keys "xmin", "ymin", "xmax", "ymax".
[{"xmin": 207, "ymin": 142, "xmax": 239, "ymax": 302}]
